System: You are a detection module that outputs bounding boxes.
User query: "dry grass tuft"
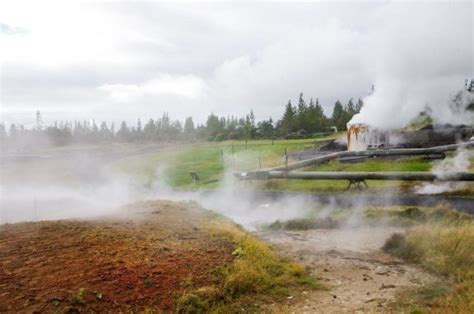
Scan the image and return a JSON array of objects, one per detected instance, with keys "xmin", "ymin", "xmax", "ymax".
[
  {"xmin": 267, "ymin": 217, "xmax": 339, "ymax": 231},
  {"xmin": 175, "ymin": 218, "xmax": 319, "ymax": 312},
  {"xmin": 383, "ymin": 206, "xmax": 474, "ymax": 312}
]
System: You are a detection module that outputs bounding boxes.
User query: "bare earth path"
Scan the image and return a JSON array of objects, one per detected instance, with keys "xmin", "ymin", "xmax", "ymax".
[{"xmin": 258, "ymin": 226, "xmax": 439, "ymax": 313}]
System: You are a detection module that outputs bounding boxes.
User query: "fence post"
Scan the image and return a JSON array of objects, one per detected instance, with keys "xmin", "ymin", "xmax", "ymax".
[
  {"xmin": 232, "ymin": 144, "xmax": 235, "ymax": 166},
  {"xmin": 258, "ymin": 157, "xmax": 262, "ymax": 169},
  {"xmin": 284, "ymin": 148, "xmax": 288, "ymax": 169}
]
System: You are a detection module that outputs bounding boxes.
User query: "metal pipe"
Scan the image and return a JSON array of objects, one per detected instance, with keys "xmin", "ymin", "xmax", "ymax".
[
  {"xmin": 266, "ymin": 171, "xmax": 474, "ymax": 181},
  {"xmin": 270, "ymin": 141, "xmax": 474, "ymax": 172}
]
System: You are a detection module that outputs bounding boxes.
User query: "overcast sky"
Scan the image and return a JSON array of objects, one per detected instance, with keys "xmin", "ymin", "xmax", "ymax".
[{"xmin": 0, "ymin": 1, "xmax": 472, "ymax": 127}]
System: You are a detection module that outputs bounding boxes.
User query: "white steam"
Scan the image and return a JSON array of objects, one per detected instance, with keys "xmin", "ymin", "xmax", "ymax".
[
  {"xmin": 349, "ymin": 3, "xmax": 473, "ymax": 130},
  {"xmin": 0, "ymin": 148, "xmax": 365, "ymax": 233},
  {"xmin": 0, "ymin": 169, "xmax": 144, "ymax": 223},
  {"xmin": 416, "ymin": 148, "xmax": 473, "ymax": 195},
  {"xmin": 351, "ymin": 85, "xmax": 474, "ymax": 130}
]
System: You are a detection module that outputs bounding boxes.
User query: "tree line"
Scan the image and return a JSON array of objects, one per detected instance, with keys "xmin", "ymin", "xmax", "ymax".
[{"xmin": 0, "ymin": 93, "xmax": 363, "ymax": 146}]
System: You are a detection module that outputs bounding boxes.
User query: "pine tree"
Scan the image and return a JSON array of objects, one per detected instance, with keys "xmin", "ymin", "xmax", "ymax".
[
  {"xmin": 356, "ymin": 98, "xmax": 363, "ymax": 113},
  {"xmin": 117, "ymin": 121, "xmax": 130, "ymax": 141},
  {"xmin": 257, "ymin": 118, "xmax": 274, "ymax": 138},
  {"xmin": 331, "ymin": 100, "xmax": 345, "ymax": 132},
  {"xmin": 249, "ymin": 110, "xmax": 256, "ymax": 127},
  {"xmin": 9, "ymin": 124, "xmax": 17, "ymax": 137},
  {"xmin": 184, "ymin": 117, "xmax": 195, "ymax": 135},
  {"xmin": 296, "ymin": 93, "xmax": 308, "ymax": 132},
  {"xmin": 143, "ymin": 119, "xmax": 156, "ymax": 140},
  {"xmin": 206, "ymin": 113, "xmax": 221, "ymax": 139},
  {"xmin": 137, "ymin": 118, "xmax": 142, "ymax": 133},
  {"xmin": 279, "ymin": 100, "xmax": 296, "ymax": 135},
  {"xmin": 99, "ymin": 121, "xmax": 111, "ymax": 140},
  {"xmin": 35, "ymin": 110, "xmax": 43, "ymax": 131},
  {"xmin": 317, "ymin": 99, "xmax": 326, "ymax": 131},
  {"xmin": 0, "ymin": 123, "xmax": 6, "ymax": 142},
  {"xmin": 308, "ymin": 98, "xmax": 328, "ymax": 133}
]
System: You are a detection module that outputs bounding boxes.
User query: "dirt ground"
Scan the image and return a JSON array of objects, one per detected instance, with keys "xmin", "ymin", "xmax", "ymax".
[
  {"xmin": 259, "ymin": 226, "xmax": 440, "ymax": 313},
  {"xmin": 0, "ymin": 201, "xmax": 234, "ymax": 312},
  {"xmin": 0, "ymin": 198, "xmax": 445, "ymax": 313}
]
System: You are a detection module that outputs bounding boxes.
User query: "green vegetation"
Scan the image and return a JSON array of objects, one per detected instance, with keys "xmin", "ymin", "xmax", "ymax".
[
  {"xmin": 3, "ymin": 93, "xmax": 362, "ymax": 148},
  {"xmin": 70, "ymin": 288, "xmax": 86, "ymax": 305},
  {"xmin": 309, "ymin": 157, "xmax": 431, "ymax": 172},
  {"xmin": 113, "ymin": 141, "xmax": 280, "ymax": 188},
  {"xmin": 143, "ymin": 278, "xmax": 155, "ymax": 287},
  {"xmin": 111, "ymin": 133, "xmax": 474, "ymax": 196},
  {"xmin": 113, "ymin": 136, "xmax": 444, "ymax": 195},
  {"xmin": 114, "ymin": 137, "xmax": 338, "ymax": 188},
  {"xmin": 268, "ymin": 217, "xmax": 339, "ymax": 230},
  {"xmin": 175, "ymin": 217, "xmax": 319, "ymax": 313},
  {"xmin": 404, "ymin": 112, "xmax": 433, "ymax": 131},
  {"xmin": 265, "ymin": 206, "xmax": 349, "ymax": 231},
  {"xmin": 364, "ymin": 206, "xmax": 455, "ymax": 226},
  {"xmin": 259, "ymin": 157, "xmax": 433, "ymax": 193},
  {"xmin": 382, "ymin": 206, "xmax": 474, "ymax": 313}
]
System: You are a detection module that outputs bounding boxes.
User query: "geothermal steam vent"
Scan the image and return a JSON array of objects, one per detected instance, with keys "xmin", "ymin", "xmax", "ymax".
[
  {"xmin": 347, "ymin": 123, "xmax": 473, "ymax": 152},
  {"xmin": 347, "ymin": 123, "xmax": 387, "ymax": 151}
]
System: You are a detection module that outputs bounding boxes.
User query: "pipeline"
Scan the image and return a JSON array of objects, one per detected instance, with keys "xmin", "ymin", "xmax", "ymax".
[
  {"xmin": 265, "ymin": 171, "xmax": 474, "ymax": 181},
  {"xmin": 269, "ymin": 141, "xmax": 474, "ymax": 172},
  {"xmin": 235, "ymin": 141, "xmax": 474, "ymax": 181}
]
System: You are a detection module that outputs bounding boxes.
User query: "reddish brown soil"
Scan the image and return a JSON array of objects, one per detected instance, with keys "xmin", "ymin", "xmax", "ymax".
[{"xmin": 0, "ymin": 201, "xmax": 234, "ymax": 312}]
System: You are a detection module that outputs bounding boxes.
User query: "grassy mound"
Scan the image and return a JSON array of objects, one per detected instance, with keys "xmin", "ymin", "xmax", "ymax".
[
  {"xmin": 267, "ymin": 217, "xmax": 339, "ymax": 230},
  {"xmin": 365, "ymin": 205, "xmax": 472, "ymax": 226},
  {"xmin": 176, "ymin": 217, "xmax": 319, "ymax": 313},
  {"xmin": 383, "ymin": 206, "xmax": 474, "ymax": 312}
]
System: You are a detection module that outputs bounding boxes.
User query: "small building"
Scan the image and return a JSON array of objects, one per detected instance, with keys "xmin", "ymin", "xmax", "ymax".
[{"xmin": 347, "ymin": 123, "xmax": 472, "ymax": 151}]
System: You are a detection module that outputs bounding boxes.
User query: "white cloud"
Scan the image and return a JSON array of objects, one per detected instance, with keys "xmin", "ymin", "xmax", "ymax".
[
  {"xmin": 1, "ymin": 1, "xmax": 472, "ymax": 127},
  {"xmin": 98, "ymin": 74, "xmax": 208, "ymax": 102}
]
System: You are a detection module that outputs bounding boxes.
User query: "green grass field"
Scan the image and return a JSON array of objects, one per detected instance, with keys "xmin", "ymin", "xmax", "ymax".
[
  {"xmin": 112, "ymin": 135, "xmax": 473, "ymax": 195},
  {"xmin": 114, "ymin": 137, "xmax": 338, "ymax": 188}
]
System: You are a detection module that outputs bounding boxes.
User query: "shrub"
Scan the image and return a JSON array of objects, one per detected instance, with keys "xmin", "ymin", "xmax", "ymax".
[{"xmin": 382, "ymin": 232, "xmax": 412, "ymax": 259}]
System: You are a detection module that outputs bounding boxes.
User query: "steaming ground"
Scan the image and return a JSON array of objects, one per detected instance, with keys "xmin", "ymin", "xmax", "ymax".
[
  {"xmin": 0, "ymin": 144, "xmax": 374, "ymax": 226},
  {"xmin": 0, "ymin": 143, "xmax": 468, "ymax": 311},
  {"xmin": 1, "ymin": 142, "xmax": 472, "ymax": 226},
  {"xmin": 416, "ymin": 147, "xmax": 474, "ymax": 195}
]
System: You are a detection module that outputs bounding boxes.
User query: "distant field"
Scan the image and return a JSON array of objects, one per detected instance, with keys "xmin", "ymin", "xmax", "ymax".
[
  {"xmin": 113, "ymin": 136, "xmax": 340, "ymax": 188},
  {"xmin": 111, "ymin": 136, "xmax": 473, "ymax": 195}
]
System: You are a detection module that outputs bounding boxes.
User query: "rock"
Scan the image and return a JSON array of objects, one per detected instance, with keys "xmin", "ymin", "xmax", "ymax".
[{"xmin": 379, "ymin": 283, "xmax": 396, "ymax": 290}]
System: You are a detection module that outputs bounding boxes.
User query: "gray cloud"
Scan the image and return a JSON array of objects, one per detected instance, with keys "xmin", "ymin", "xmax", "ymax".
[
  {"xmin": 0, "ymin": 22, "xmax": 26, "ymax": 34},
  {"xmin": 0, "ymin": 1, "xmax": 472, "ymax": 127}
]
